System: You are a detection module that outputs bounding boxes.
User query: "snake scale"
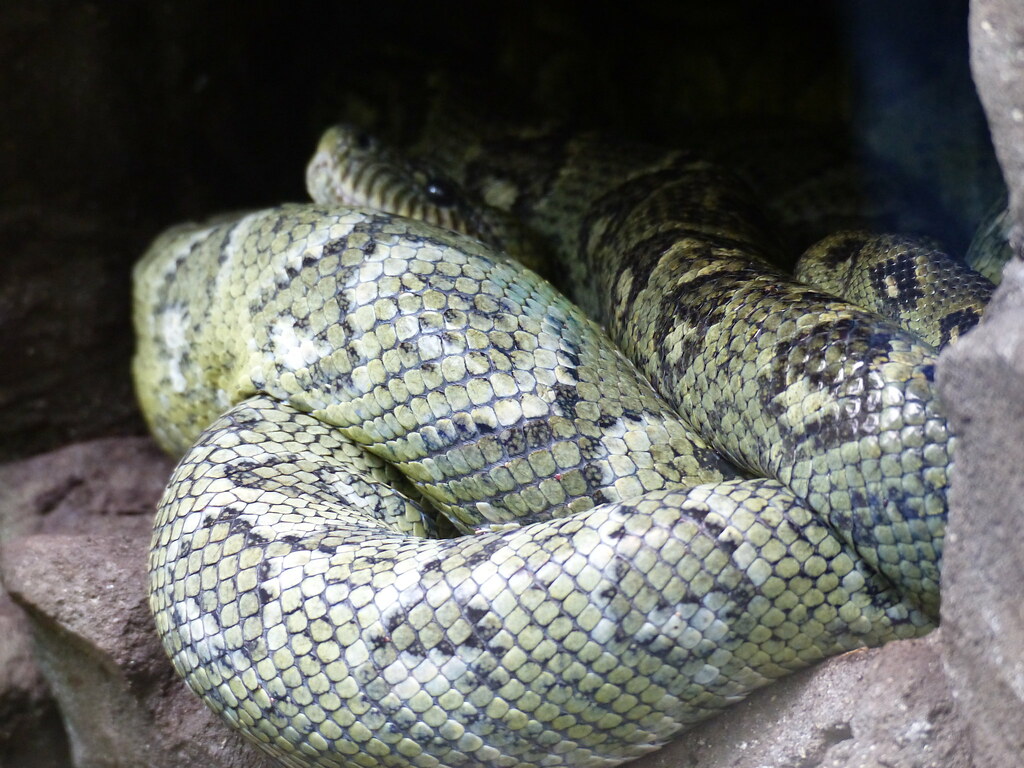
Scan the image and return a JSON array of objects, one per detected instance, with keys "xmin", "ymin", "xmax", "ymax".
[{"xmin": 136, "ymin": 117, "xmax": 992, "ymax": 767}]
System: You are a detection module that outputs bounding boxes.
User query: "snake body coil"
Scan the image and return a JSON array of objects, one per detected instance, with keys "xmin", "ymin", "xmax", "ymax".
[
  {"xmin": 310, "ymin": 129, "xmax": 959, "ymax": 616},
  {"xmin": 796, "ymin": 230, "xmax": 994, "ymax": 347},
  {"xmin": 137, "ymin": 124, "xmax": 966, "ymax": 767}
]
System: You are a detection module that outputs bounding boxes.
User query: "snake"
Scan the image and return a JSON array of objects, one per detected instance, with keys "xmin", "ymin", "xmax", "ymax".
[
  {"xmin": 310, "ymin": 123, "xmax": 987, "ymax": 594},
  {"xmin": 966, "ymin": 197, "xmax": 1017, "ymax": 283},
  {"xmin": 795, "ymin": 230, "xmax": 994, "ymax": 348},
  {"xmin": 136, "ymin": 118, "xmax": 986, "ymax": 767}
]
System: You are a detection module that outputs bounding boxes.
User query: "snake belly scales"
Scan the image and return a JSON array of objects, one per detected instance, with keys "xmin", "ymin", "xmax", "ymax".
[{"xmin": 136, "ymin": 120, "xmax": 991, "ymax": 767}]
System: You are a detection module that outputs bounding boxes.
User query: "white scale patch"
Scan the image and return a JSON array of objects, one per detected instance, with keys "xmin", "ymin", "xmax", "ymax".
[
  {"xmin": 270, "ymin": 316, "xmax": 329, "ymax": 371},
  {"xmin": 337, "ymin": 479, "xmax": 373, "ymax": 508},
  {"xmin": 159, "ymin": 305, "xmax": 190, "ymax": 393}
]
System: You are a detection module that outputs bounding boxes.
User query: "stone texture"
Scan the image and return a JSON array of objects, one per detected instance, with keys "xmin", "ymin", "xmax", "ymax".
[
  {"xmin": 0, "ymin": 208, "xmax": 150, "ymax": 463},
  {"xmin": 971, "ymin": 0, "xmax": 1024, "ymax": 253},
  {"xmin": 0, "ymin": 437, "xmax": 173, "ymax": 541},
  {"xmin": 646, "ymin": 633, "xmax": 969, "ymax": 768},
  {"xmin": 0, "ymin": 437, "xmax": 277, "ymax": 768},
  {"xmin": 0, "ymin": 592, "xmax": 69, "ymax": 768},
  {"xmin": 934, "ymin": 4, "xmax": 1024, "ymax": 765},
  {"xmin": 2, "ymin": 527, "xmax": 277, "ymax": 768},
  {"xmin": 0, "ymin": 437, "xmax": 176, "ymax": 768},
  {"xmin": 937, "ymin": 261, "xmax": 1024, "ymax": 768}
]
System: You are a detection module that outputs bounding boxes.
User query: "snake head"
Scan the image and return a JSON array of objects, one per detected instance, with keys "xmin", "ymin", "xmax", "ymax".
[
  {"xmin": 307, "ymin": 124, "xmax": 561, "ymax": 279},
  {"xmin": 306, "ymin": 124, "xmax": 500, "ymax": 244}
]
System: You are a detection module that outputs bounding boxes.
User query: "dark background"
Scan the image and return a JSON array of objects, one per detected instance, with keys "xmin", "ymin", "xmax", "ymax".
[{"xmin": 0, "ymin": 0, "xmax": 998, "ymax": 461}]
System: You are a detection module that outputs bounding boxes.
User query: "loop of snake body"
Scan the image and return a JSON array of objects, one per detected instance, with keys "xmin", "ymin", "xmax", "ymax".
[{"xmin": 136, "ymin": 122, "xmax": 990, "ymax": 767}]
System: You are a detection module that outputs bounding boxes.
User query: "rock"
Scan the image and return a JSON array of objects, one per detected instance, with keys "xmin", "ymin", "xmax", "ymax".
[
  {"xmin": 0, "ymin": 592, "xmax": 69, "ymax": 768},
  {"xmin": 637, "ymin": 633, "xmax": 969, "ymax": 768},
  {"xmin": 937, "ymin": 261, "xmax": 1024, "ymax": 768},
  {"xmin": 971, "ymin": 0, "xmax": 1024, "ymax": 252},
  {"xmin": 0, "ymin": 436, "xmax": 175, "ymax": 768},
  {"xmin": 0, "ymin": 209, "xmax": 150, "ymax": 464},
  {"xmin": 0, "ymin": 437, "xmax": 276, "ymax": 768},
  {"xmin": 0, "ymin": 437, "xmax": 173, "ymax": 540},
  {"xmin": 2, "ymin": 525, "xmax": 277, "ymax": 768}
]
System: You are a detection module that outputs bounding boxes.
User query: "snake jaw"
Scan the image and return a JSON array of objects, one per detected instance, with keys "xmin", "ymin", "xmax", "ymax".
[
  {"xmin": 304, "ymin": 148, "xmax": 345, "ymax": 207},
  {"xmin": 304, "ymin": 124, "xmax": 543, "ymax": 273}
]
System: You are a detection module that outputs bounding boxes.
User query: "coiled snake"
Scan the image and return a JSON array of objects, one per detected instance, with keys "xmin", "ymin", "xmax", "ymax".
[{"xmin": 136, "ymin": 122, "xmax": 992, "ymax": 767}]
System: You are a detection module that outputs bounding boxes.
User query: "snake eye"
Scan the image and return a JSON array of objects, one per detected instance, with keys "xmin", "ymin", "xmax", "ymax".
[{"xmin": 424, "ymin": 178, "xmax": 456, "ymax": 208}]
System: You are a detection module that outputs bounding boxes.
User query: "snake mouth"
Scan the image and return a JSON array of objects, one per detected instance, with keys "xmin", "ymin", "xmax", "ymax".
[{"xmin": 306, "ymin": 124, "xmax": 386, "ymax": 209}]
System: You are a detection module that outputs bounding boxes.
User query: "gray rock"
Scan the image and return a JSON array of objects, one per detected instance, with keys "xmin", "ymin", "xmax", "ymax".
[
  {"xmin": 643, "ymin": 632, "xmax": 969, "ymax": 768},
  {"xmin": 2, "ymin": 525, "xmax": 277, "ymax": 768},
  {"xmin": 937, "ymin": 260, "xmax": 1024, "ymax": 768},
  {"xmin": 0, "ymin": 437, "xmax": 275, "ymax": 768},
  {"xmin": 971, "ymin": 0, "xmax": 1024, "ymax": 254},
  {"xmin": 0, "ymin": 436, "xmax": 174, "ymax": 768},
  {"xmin": 0, "ymin": 592, "xmax": 69, "ymax": 768},
  {"xmin": 0, "ymin": 437, "xmax": 172, "ymax": 541}
]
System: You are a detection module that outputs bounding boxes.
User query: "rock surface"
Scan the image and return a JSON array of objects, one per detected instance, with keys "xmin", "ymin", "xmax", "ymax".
[
  {"xmin": 0, "ymin": 592, "xmax": 69, "ymax": 768},
  {"xmin": 649, "ymin": 633, "xmax": 970, "ymax": 768},
  {"xmin": 971, "ymin": 0, "xmax": 1024, "ymax": 252},
  {"xmin": 937, "ymin": 261, "xmax": 1024, "ymax": 768},
  {"xmin": 0, "ymin": 438, "xmax": 277, "ymax": 768}
]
